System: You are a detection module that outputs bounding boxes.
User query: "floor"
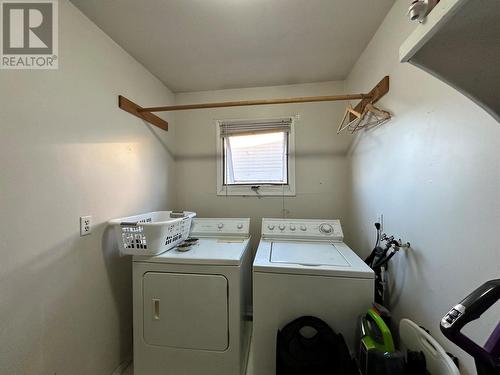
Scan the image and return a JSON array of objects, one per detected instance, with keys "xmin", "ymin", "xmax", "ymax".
[{"xmin": 122, "ymin": 332, "xmax": 255, "ymax": 375}]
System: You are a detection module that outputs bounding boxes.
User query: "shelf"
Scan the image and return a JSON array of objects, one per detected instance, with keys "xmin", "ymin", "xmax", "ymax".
[{"xmin": 400, "ymin": 0, "xmax": 500, "ymax": 121}]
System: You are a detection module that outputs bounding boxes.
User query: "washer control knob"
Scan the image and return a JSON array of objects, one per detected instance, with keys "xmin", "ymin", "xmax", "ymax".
[
  {"xmin": 300, "ymin": 225, "xmax": 307, "ymax": 231},
  {"xmin": 289, "ymin": 225, "xmax": 296, "ymax": 231},
  {"xmin": 217, "ymin": 223, "xmax": 224, "ymax": 229},
  {"xmin": 237, "ymin": 224, "xmax": 243, "ymax": 229},
  {"xmin": 319, "ymin": 223, "xmax": 333, "ymax": 234},
  {"xmin": 268, "ymin": 224, "xmax": 275, "ymax": 230},
  {"xmin": 279, "ymin": 224, "xmax": 286, "ymax": 231}
]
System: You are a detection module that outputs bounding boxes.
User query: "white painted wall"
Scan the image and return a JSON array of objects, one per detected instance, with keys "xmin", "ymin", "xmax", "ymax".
[
  {"xmin": 344, "ymin": 1, "xmax": 500, "ymax": 373},
  {"xmin": 174, "ymin": 82, "xmax": 351, "ymax": 249},
  {"xmin": 2, "ymin": 2, "xmax": 498, "ymax": 374},
  {"xmin": 0, "ymin": 1, "xmax": 176, "ymax": 374}
]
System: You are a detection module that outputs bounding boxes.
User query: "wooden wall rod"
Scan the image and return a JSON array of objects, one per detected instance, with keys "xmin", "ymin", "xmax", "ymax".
[
  {"xmin": 118, "ymin": 76, "xmax": 389, "ymax": 131},
  {"xmin": 139, "ymin": 93, "xmax": 369, "ymax": 113}
]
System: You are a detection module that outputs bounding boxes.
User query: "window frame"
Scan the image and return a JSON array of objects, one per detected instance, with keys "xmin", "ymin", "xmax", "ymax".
[{"xmin": 216, "ymin": 117, "xmax": 296, "ymax": 197}]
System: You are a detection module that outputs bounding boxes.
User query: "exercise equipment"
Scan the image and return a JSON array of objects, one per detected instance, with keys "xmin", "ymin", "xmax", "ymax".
[{"xmin": 440, "ymin": 279, "xmax": 500, "ymax": 375}]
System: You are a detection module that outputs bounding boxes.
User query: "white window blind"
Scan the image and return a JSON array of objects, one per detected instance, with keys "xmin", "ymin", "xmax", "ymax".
[
  {"xmin": 219, "ymin": 118, "xmax": 292, "ymax": 137},
  {"xmin": 221, "ymin": 119, "xmax": 291, "ymax": 185}
]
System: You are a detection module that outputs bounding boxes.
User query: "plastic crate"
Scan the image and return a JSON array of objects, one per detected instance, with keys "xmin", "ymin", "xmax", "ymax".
[{"xmin": 109, "ymin": 211, "xmax": 196, "ymax": 255}]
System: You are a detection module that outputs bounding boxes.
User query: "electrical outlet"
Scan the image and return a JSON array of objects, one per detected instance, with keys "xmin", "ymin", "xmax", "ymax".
[
  {"xmin": 80, "ymin": 216, "xmax": 92, "ymax": 236},
  {"xmin": 377, "ymin": 213, "xmax": 384, "ymax": 231}
]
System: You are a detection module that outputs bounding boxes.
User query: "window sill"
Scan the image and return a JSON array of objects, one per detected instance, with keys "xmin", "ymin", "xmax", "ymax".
[{"xmin": 216, "ymin": 185, "xmax": 296, "ymax": 197}]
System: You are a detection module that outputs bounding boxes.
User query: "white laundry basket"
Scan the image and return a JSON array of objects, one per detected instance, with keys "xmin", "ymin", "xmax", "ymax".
[
  {"xmin": 109, "ymin": 211, "xmax": 196, "ymax": 255},
  {"xmin": 399, "ymin": 318, "xmax": 460, "ymax": 375}
]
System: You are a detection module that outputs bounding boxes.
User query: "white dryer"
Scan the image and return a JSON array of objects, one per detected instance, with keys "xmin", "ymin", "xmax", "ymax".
[
  {"xmin": 252, "ymin": 218, "xmax": 374, "ymax": 375},
  {"xmin": 133, "ymin": 218, "xmax": 252, "ymax": 375}
]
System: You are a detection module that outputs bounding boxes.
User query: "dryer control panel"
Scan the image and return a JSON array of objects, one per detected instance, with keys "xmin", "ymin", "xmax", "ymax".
[
  {"xmin": 191, "ymin": 218, "xmax": 250, "ymax": 237},
  {"xmin": 261, "ymin": 218, "xmax": 343, "ymax": 241}
]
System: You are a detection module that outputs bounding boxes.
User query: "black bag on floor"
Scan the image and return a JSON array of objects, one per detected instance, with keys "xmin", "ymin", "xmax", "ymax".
[{"xmin": 276, "ymin": 316, "xmax": 357, "ymax": 375}]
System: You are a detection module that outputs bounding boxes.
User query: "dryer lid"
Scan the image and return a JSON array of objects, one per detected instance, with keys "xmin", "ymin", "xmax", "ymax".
[
  {"xmin": 133, "ymin": 237, "xmax": 250, "ymax": 266},
  {"xmin": 270, "ymin": 242, "xmax": 349, "ymax": 267}
]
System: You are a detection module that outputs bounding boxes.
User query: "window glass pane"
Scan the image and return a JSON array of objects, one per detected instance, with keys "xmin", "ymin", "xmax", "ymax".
[{"xmin": 225, "ymin": 131, "xmax": 287, "ymax": 185}]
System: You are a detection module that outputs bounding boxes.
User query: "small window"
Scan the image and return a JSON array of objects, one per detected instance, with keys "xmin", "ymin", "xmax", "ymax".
[
  {"xmin": 224, "ymin": 131, "xmax": 288, "ymax": 185},
  {"xmin": 217, "ymin": 118, "xmax": 296, "ymax": 196}
]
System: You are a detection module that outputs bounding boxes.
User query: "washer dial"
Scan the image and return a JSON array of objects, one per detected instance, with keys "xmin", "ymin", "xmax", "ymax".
[{"xmin": 319, "ymin": 223, "xmax": 333, "ymax": 234}]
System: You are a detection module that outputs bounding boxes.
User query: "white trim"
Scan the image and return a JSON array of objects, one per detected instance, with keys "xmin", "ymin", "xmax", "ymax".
[
  {"xmin": 216, "ymin": 116, "xmax": 296, "ymax": 197},
  {"xmin": 399, "ymin": 0, "xmax": 468, "ymax": 62}
]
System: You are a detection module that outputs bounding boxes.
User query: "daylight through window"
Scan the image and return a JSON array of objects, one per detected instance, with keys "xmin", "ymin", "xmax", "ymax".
[{"xmin": 224, "ymin": 131, "xmax": 288, "ymax": 185}]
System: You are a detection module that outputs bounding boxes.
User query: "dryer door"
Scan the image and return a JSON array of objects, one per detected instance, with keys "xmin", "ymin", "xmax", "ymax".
[{"xmin": 143, "ymin": 272, "xmax": 228, "ymax": 351}]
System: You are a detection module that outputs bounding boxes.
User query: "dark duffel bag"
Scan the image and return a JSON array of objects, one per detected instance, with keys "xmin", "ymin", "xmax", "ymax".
[{"xmin": 277, "ymin": 316, "xmax": 357, "ymax": 375}]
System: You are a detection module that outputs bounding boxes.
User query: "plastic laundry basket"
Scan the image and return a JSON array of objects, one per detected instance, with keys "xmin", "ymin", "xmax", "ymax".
[
  {"xmin": 400, "ymin": 319, "xmax": 460, "ymax": 375},
  {"xmin": 109, "ymin": 211, "xmax": 196, "ymax": 256}
]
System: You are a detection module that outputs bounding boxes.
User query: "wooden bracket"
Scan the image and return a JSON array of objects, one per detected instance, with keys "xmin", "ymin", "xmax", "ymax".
[
  {"xmin": 351, "ymin": 76, "xmax": 390, "ymax": 120},
  {"xmin": 118, "ymin": 95, "xmax": 168, "ymax": 131}
]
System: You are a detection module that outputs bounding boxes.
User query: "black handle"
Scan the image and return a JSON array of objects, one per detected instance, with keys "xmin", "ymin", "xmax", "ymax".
[
  {"xmin": 440, "ymin": 279, "xmax": 500, "ymax": 369},
  {"xmin": 449, "ymin": 279, "xmax": 500, "ymax": 334}
]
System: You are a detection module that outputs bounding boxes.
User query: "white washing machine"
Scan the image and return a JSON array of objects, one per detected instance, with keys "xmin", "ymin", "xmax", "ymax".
[
  {"xmin": 133, "ymin": 218, "xmax": 252, "ymax": 375},
  {"xmin": 252, "ymin": 218, "xmax": 375, "ymax": 375}
]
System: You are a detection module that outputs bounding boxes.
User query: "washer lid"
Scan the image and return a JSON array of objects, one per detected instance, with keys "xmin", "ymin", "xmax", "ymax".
[
  {"xmin": 254, "ymin": 240, "xmax": 374, "ymax": 279},
  {"xmin": 271, "ymin": 242, "xmax": 349, "ymax": 267}
]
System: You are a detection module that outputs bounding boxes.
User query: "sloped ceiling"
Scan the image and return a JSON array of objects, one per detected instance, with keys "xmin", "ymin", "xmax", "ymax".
[{"xmin": 71, "ymin": 0, "xmax": 395, "ymax": 92}]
